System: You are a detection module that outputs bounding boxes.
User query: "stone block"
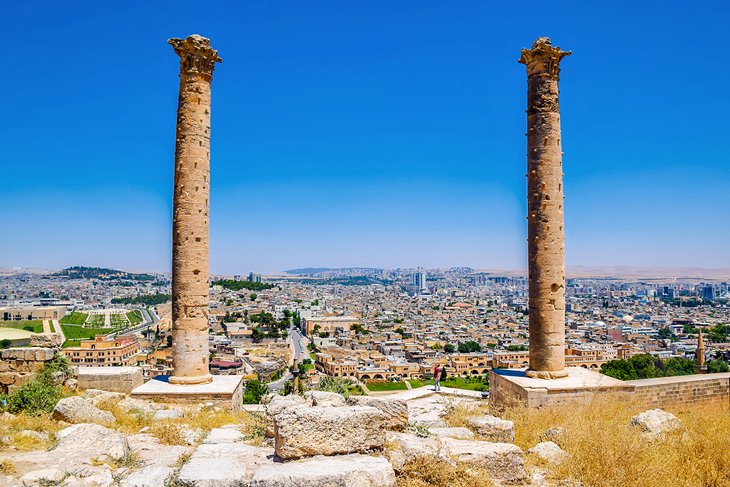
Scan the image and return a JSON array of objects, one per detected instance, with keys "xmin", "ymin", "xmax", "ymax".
[
  {"xmin": 440, "ymin": 437, "xmax": 526, "ymax": 483},
  {"xmin": 467, "ymin": 414, "xmax": 515, "ymax": 442},
  {"xmin": 346, "ymin": 395, "xmax": 409, "ymax": 431},
  {"xmin": 249, "ymin": 454, "xmax": 396, "ymax": 487},
  {"xmin": 274, "ymin": 405, "xmax": 385, "ymax": 460}
]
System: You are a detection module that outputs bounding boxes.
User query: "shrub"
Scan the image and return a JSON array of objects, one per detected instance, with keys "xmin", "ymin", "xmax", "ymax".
[
  {"xmin": 316, "ymin": 376, "xmax": 353, "ymax": 397},
  {"xmin": 6, "ymin": 380, "xmax": 60, "ymax": 415},
  {"xmin": 242, "ymin": 380, "xmax": 268, "ymax": 404}
]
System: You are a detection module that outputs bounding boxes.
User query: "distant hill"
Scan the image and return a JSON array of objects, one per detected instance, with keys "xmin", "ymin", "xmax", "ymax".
[
  {"xmin": 55, "ymin": 266, "xmax": 156, "ymax": 281},
  {"xmin": 284, "ymin": 268, "xmax": 336, "ymax": 276}
]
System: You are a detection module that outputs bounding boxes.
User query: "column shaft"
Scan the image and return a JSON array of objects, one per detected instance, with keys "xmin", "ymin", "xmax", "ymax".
[
  {"xmin": 168, "ymin": 35, "xmax": 221, "ymax": 385},
  {"xmin": 520, "ymin": 38, "xmax": 570, "ymax": 379}
]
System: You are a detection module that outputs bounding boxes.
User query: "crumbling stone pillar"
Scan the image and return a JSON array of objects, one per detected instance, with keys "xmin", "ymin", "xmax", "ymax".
[
  {"xmin": 520, "ymin": 37, "xmax": 570, "ymax": 379},
  {"xmin": 168, "ymin": 35, "xmax": 221, "ymax": 385}
]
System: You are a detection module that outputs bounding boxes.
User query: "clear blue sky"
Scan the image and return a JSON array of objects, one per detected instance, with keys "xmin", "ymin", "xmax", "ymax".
[{"xmin": 2, "ymin": 1, "xmax": 728, "ymax": 274}]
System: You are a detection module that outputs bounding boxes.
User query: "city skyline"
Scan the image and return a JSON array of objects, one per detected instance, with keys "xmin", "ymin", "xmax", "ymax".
[{"xmin": 3, "ymin": 1, "xmax": 729, "ymax": 273}]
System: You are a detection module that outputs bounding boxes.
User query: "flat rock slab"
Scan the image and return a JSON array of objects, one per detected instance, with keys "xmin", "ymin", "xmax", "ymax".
[
  {"xmin": 120, "ymin": 466, "xmax": 175, "ymax": 487},
  {"xmin": 429, "ymin": 427, "xmax": 475, "ymax": 439},
  {"xmin": 249, "ymin": 454, "xmax": 396, "ymax": 487},
  {"xmin": 178, "ymin": 442, "xmax": 272, "ymax": 486},
  {"xmin": 204, "ymin": 427, "xmax": 245, "ymax": 444}
]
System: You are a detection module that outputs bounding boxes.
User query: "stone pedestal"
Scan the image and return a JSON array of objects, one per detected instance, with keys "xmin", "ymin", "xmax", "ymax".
[
  {"xmin": 131, "ymin": 375, "xmax": 244, "ymax": 411},
  {"xmin": 489, "ymin": 368, "xmax": 632, "ymax": 409}
]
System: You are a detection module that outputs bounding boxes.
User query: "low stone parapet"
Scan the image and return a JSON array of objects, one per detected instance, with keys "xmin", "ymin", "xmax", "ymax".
[
  {"xmin": 76, "ymin": 366, "xmax": 144, "ymax": 394},
  {"xmin": 490, "ymin": 368, "xmax": 730, "ymax": 410}
]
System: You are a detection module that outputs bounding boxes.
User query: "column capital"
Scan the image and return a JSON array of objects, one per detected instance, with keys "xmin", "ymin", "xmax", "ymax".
[
  {"xmin": 519, "ymin": 37, "xmax": 570, "ymax": 77},
  {"xmin": 168, "ymin": 34, "xmax": 221, "ymax": 78}
]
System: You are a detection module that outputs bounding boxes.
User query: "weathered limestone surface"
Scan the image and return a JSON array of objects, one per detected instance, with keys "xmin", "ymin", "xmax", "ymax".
[
  {"xmin": 520, "ymin": 37, "xmax": 571, "ymax": 379},
  {"xmin": 467, "ymin": 414, "xmax": 515, "ymax": 442},
  {"xmin": 346, "ymin": 395, "xmax": 409, "ymax": 431},
  {"xmin": 428, "ymin": 427, "xmax": 475, "ymax": 439},
  {"xmin": 51, "ymin": 396, "xmax": 115, "ymax": 425},
  {"xmin": 440, "ymin": 437, "xmax": 526, "ymax": 483},
  {"xmin": 168, "ymin": 34, "xmax": 221, "ymax": 385},
  {"xmin": 274, "ymin": 405, "xmax": 386, "ymax": 460},
  {"xmin": 177, "ymin": 442, "xmax": 270, "ymax": 486},
  {"xmin": 0, "ymin": 347, "xmax": 54, "ymax": 394},
  {"xmin": 527, "ymin": 441, "xmax": 568, "ymax": 464},
  {"xmin": 384, "ymin": 432, "xmax": 451, "ymax": 471},
  {"xmin": 304, "ymin": 390, "xmax": 346, "ymax": 407},
  {"xmin": 77, "ymin": 366, "xmax": 144, "ymax": 393},
  {"xmin": 265, "ymin": 394, "xmax": 307, "ymax": 438},
  {"xmin": 630, "ymin": 408, "xmax": 682, "ymax": 439},
  {"xmin": 249, "ymin": 454, "xmax": 396, "ymax": 487}
]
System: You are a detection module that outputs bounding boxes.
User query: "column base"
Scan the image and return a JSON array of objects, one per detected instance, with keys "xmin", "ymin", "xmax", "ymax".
[
  {"xmin": 525, "ymin": 369, "xmax": 569, "ymax": 379},
  {"xmin": 131, "ymin": 375, "xmax": 244, "ymax": 411},
  {"xmin": 168, "ymin": 373, "xmax": 214, "ymax": 385}
]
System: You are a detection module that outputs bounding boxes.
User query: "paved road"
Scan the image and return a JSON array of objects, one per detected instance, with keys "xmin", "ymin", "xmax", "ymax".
[
  {"xmin": 290, "ymin": 327, "xmax": 307, "ymax": 362},
  {"xmin": 51, "ymin": 320, "xmax": 66, "ymax": 343},
  {"xmin": 267, "ymin": 326, "xmax": 307, "ymax": 393}
]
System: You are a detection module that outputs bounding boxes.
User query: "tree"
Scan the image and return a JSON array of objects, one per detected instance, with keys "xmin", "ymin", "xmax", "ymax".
[
  {"xmin": 431, "ymin": 343, "xmax": 442, "ymax": 351},
  {"xmin": 250, "ymin": 293, "xmax": 257, "ymax": 302},
  {"xmin": 0, "ymin": 339, "xmax": 11, "ymax": 349},
  {"xmin": 166, "ymin": 335, "xmax": 173, "ymax": 347},
  {"xmin": 601, "ymin": 354, "xmax": 696, "ymax": 380},
  {"xmin": 706, "ymin": 359, "xmax": 729, "ymax": 373},
  {"xmin": 506, "ymin": 344, "xmax": 527, "ymax": 352},
  {"xmin": 444, "ymin": 343, "xmax": 456, "ymax": 354},
  {"xmin": 458, "ymin": 341, "xmax": 482, "ymax": 353},
  {"xmin": 657, "ymin": 327, "xmax": 674, "ymax": 339}
]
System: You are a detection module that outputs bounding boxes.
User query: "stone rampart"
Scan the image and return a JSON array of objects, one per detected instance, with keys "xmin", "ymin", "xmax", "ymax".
[{"xmin": 0, "ymin": 347, "xmax": 54, "ymax": 394}]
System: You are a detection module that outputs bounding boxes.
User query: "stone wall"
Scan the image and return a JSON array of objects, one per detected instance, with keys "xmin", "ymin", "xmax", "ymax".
[
  {"xmin": 76, "ymin": 366, "xmax": 144, "ymax": 394},
  {"xmin": 626, "ymin": 373, "xmax": 730, "ymax": 408},
  {"xmin": 490, "ymin": 368, "xmax": 730, "ymax": 409},
  {"xmin": 0, "ymin": 347, "xmax": 54, "ymax": 394}
]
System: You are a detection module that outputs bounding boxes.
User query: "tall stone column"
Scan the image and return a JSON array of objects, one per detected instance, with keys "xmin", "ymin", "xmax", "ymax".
[
  {"xmin": 168, "ymin": 35, "xmax": 221, "ymax": 385},
  {"xmin": 520, "ymin": 37, "xmax": 570, "ymax": 379}
]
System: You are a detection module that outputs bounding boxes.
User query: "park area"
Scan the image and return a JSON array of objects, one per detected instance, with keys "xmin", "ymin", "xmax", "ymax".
[{"xmin": 408, "ymin": 376, "xmax": 489, "ymax": 391}]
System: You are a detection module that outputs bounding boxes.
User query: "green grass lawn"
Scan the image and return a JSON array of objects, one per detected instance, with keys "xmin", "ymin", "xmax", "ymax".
[
  {"xmin": 407, "ymin": 378, "xmax": 434, "ymax": 389},
  {"xmin": 364, "ymin": 380, "xmax": 408, "ymax": 392},
  {"xmin": 60, "ymin": 324, "xmax": 115, "ymax": 348},
  {"xmin": 126, "ymin": 310, "xmax": 143, "ymax": 325},
  {"xmin": 0, "ymin": 320, "xmax": 44, "ymax": 333},
  {"xmin": 407, "ymin": 376, "xmax": 488, "ymax": 391},
  {"xmin": 441, "ymin": 376, "xmax": 489, "ymax": 391},
  {"xmin": 59, "ymin": 312, "xmax": 88, "ymax": 325}
]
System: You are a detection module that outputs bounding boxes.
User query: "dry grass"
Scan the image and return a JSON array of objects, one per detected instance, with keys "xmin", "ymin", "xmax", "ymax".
[
  {"xmin": 501, "ymin": 394, "xmax": 730, "ymax": 487},
  {"xmin": 0, "ymin": 460, "xmax": 16, "ymax": 475},
  {"xmin": 396, "ymin": 456, "xmax": 494, "ymax": 487},
  {"xmin": 443, "ymin": 399, "xmax": 489, "ymax": 429},
  {"xmin": 104, "ymin": 402, "xmax": 266, "ymax": 446},
  {"xmin": 0, "ymin": 413, "xmax": 63, "ymax": 451}
]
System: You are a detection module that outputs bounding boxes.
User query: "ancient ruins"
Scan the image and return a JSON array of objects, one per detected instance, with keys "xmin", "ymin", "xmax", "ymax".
[{"xmin": 520, "ymin": 37, "xmax": 571, "ymax": 380}]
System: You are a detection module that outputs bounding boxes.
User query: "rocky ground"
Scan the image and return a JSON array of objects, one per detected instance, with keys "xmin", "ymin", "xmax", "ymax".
[{"xmin": 0, "ymin": 388, "xmax": 687, "ymax": 487}]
